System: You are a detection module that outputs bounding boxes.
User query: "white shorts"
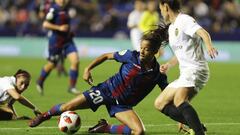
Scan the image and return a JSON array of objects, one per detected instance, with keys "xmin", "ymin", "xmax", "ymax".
[{"xmin": 167, "ymin": 67, "xmax": 209, "ymax": 91}]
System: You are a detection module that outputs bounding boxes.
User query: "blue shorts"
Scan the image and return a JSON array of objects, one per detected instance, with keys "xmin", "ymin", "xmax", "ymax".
[
  {"xmin": 48, "ymin": 41, "xmax": 78, "ymax": 64},
  {"xmin": 83, "ymin": 84, "xmax": 132, "ymax": 117}
]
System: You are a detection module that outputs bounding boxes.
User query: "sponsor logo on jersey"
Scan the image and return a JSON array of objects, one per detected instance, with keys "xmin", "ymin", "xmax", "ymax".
[{"xmin": 118, "ymin": 50, "xmax": 127, "ymax": 55}]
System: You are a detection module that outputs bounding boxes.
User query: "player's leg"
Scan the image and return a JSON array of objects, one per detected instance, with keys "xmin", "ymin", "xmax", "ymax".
[
  {"xmin": 65, "ymin": 43, "xmax": 80, "ymax": 94},
  {"xmin": 89, "ymin": 110, "xmax": 144, "ymax": 135},
  {"xmin": 154, "ymin": 87, "xmax": 176, "ymax": 111},
  {"xmin": 29, "ymin": 86, "xmax": 109, "ymax": 127},
  {"xmin": 0, "ymin": 108, "xmax": 13, "ymax": 120},
  {"xmin": 56, "ymin": 54, "xmax": 68, "ymax": 77},
  {"xmin": 174, "ymin": 87, "xmax": 205, "ymax": 135},
  {"xmin": 36, "ymin": 61, "xmax": 55, "ymax": 94},
  {"xmin": 115, "ymin": 110, "xmax": 145, "ymax": 135},
  {"xmin": 29, "ymin": 94, "xmax": 89, "ymax": 127},
  {"xmin": 36, "ymin": 48, "xmax": 59, "ymax": 95},
  {"xmin": 154, "ymin": 87, "xmax": 189, "ymax": 125}
]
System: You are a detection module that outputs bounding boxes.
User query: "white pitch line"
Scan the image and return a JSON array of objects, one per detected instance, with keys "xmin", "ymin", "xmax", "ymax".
[{"xmin": 0, "ymin": 123, "xmax": 240, "ymax": 130}]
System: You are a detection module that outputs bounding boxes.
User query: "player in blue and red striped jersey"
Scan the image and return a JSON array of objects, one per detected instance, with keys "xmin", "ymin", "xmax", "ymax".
[
  {"xmin": 36, "ymin": 0, "xmax": 80, "ymax": 95},
  {"xmin": 29, "ymin": 25, "xmax": 169, "ymax": 135}
]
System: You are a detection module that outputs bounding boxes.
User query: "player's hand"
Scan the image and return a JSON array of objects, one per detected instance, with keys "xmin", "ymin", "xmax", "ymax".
[
  {"xmin": 33, "ymin": 108, "xmax": 42, "ymax": 116},
  {"xmin": 207, "ymin": 45, "xmax": 218, "ymax": 59},
  {"xmin": 58, "ymin": 24, "xmax": 69, "ymax": 32},
  {"xmin": 83, "ymin": 68, "xmax": 94, "ymax": 86},
  {"xmin": 160, "ymin": 63, "xmax": 170, "ymax": 74}
]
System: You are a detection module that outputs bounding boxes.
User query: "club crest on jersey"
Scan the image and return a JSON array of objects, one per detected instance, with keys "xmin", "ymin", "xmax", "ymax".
[
  {"xmin": 175, "ymin": 28, "xmax": 179, "ymax": 36},
  {"xmin": 118, "ymin": 50, "xmax": 127, "ymax": 56}
]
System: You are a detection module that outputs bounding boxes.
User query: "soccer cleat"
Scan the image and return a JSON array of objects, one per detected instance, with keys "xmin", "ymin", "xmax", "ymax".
[
  {"xmin": 178, "ymin": 123, "xmax": 190, "ymax": 133},
  {"xmin": 68, "ymin": 87, "xmax": 81, "ymax": 95},
  {"xmin": 182, "ymin": 124, "xmax": 207, "ymax": 135},
  {"xmin": 29, "ymin": 113, "xmax": 50, "ymax": 127},
  {"xmin": 88, "ymin": 119, "xmax": 109, "ymax": 133},
  {"xmin": 178, "ymin": 123, "xmax": 207, "ymax": 135},
  {"xmin": 36, "ymin": 82, "xmax": 44, "ymax": 96}
]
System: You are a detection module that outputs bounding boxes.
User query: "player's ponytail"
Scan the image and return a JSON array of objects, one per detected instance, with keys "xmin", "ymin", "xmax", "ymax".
[
  {"xmin": 141, "ymin": 23, "xmax": 169, "ymax": 51},
  {"xmin": 159, "ymin": 0, "xmax": 181, "ymax": 12},
  {"xmin": 14, "ymin": 69, "xmax": 31, "ymax": 79}
]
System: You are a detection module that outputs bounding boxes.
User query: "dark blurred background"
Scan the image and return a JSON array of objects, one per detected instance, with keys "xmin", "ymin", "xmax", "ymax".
[{"xmin": 0, "ymin": 0, "xmax": 240, "ymax": 40}]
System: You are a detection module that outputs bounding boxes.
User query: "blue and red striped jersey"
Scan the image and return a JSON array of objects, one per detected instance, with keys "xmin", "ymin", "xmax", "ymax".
[
  {"xmin": 45, "ymin": 4, "xmax": 73, "ymax": 48},
  {"xmin": 102, "ymin": 50, "xmax": 168, "ymax": 106}
]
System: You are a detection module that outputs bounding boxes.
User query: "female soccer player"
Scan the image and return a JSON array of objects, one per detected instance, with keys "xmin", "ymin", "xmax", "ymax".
[
  {"xmin": 29, "ymin": 26, "xmax": 169, "ymax": 135},
  {"xmin": 154, "ymin": 0, "xmax": 218, "ymax": 135},
  {"xmin": 36, "ymin": 0, "xmax": 80, "ymax": 95},
  {"xmin": 0, "ymin": 69, "xmax": 41, "ymax": 120}
]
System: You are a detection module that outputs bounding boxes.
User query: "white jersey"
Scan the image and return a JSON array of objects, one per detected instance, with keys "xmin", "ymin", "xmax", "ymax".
[
  {"xmin": 0, "ymin": 76, "xmax": 15, "ymax": 103},
  {"xmin": 167, "ymin": 13, "xmax": 209, "ymax": 91},
  {"xmin": 127, "ymin": 10, "xmax": 143, "ymax": 51},
  {"xmin": 168, "ymin": 13, "xmax": 208, "ymax": 70}
]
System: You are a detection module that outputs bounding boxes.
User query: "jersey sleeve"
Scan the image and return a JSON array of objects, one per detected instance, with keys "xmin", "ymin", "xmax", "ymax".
[
  {"xmin": 1, "ymin": 80, "xmax": 15, "ymax": 92},
  {"xmin": 157, "ymin": 73, "xmax": 168, "ymax": 90},
  {"xmin": 182, "ymin": 15, "xmax": 202, "ymax": 37},
  {"xmin": 113, "ymin": 50, "xmax": 133, "ymax": 63}
]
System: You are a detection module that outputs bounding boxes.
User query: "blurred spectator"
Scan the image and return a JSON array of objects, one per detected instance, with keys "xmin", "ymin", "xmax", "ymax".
[
  {"xmin": 127, "ymin": 0, "xmax": 145, "ymax": 51},
  {"xmin": 0, "ymin": 0, "xmax": 239, "ymax": 40}
]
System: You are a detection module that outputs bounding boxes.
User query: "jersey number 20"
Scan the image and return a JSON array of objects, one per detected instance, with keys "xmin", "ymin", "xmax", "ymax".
[{"xmin": 89, "ymin": 90, "xmax": 103, "ymax": 104}]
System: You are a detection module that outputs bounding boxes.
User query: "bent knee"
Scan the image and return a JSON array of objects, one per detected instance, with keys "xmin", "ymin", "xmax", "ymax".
[
  {"xmin": 154, "ymin": 99, "xmax": 165, "ymax": 111},
  {"xmin": 132, "ymin": 127, "xmax": 145, "ymax": 135}
]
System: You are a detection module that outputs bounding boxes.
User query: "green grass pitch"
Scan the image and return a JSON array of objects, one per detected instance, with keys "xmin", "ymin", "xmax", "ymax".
[{"xmin": 0, "ymin": 57, "xmax": 239, "ymax": 135}]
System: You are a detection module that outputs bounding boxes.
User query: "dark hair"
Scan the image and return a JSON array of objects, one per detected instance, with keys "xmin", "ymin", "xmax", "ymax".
[
  {"xmin": 14, "ymin": 69, "xmax": 31, "ymax": 79},
  {"xmin": 159, "ymin": 0, "xmax": 181, "ymax": 11},
  {"xmin": 141, "ymin": 23, "xmax": 169, "ymax": 51}
]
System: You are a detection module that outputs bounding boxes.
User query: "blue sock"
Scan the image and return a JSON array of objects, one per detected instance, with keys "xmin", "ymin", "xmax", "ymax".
[
  {"xmin": 37, "ymin": 68, "xmax": 50, "ymax": 85},
  {"xmin": 108, "ymin": 125, "xmax": 131, "ymax": 134},
  {"xmin": 47, "ymin": 104, "xmax": 63, "ymax": 117},
  {"xmin": 69, "ymin": 69, "xmax": 78, "ymax": 88}
]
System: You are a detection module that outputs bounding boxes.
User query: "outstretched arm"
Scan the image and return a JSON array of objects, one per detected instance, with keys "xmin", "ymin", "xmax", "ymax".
[
  {"xmin": 83, "ymin": 53, "xmax": 114, "ymax": 85},
  {"xmin": 196, "ymin": 28, "xmax": 218, "ymax": 59},
  {"xmin": 7, "ymin": 89, "xmax": 42, "ymax": 116},
  {"xmin": 8, "ymin": 99, "xmax": 18, "ymax": 118}
]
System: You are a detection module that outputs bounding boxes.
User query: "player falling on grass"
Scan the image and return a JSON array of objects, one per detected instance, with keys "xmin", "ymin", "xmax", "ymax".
[
  {"xmin": 154, "ymin": 0, "xmax": 218, "ymax": 135},
  {"xmin": 29, "ymin": 25, "xmax": 169, "ymax": 135},
  {"xmin": 36, "ymin": 0, "xmax": 80, "ymax": 95},
  {"xmin": 0, "ymin": 69, "xmax": 41, "ymax": 120}
]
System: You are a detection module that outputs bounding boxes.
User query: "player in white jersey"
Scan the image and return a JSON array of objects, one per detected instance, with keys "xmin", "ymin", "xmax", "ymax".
[
  {"xmin": 127, "ymin": 0, "xmax": 145, "ymax": 51},
  {"xmin": 154, "ymin": 0, "xmax": 218, "ymax": 135},
  {"xmin": 0, "ymin": 69, "xmax": 41, "ymax": 120}
]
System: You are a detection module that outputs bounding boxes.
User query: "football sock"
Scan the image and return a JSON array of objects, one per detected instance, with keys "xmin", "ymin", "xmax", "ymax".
[
  {"xmin": 178, "ymin": 102, "xmax": 205, "ymax": 135},
  {"xmin": 37, "ymin": 68, "xmax": 50, "ymax": 85},
  {"xmin": 69, "ymin": 69, "xmax": 78, "ymax": 88},
  {"xmin": 162, "ymin": 104, "xmax": 188, "ymax": 125},
  {"xmin": 106, "ymin": 125, "xmax": 131, "ymax": 134},
  {"xmin": 46, "ymin": 104, "xmax": 63, "ymax": 117}
]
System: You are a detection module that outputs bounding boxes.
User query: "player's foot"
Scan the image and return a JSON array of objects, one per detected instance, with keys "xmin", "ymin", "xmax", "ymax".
[
  {"xmin": 178, "ymin": 123, "xmax": 190, "ymax": 133},
  {"xmin": 68, "ymin": 87, "xmax": 81, "ymax": 95},
  {"xmin": 181, "ymin": 124, "xmax": 207, "ymax": 135},
  {"xmin": 36, "ymin": 82, "xmax": 44, "ymax": 96},
  {"xmin": 29, "ymin": 113, "xmax": 50, "ymax": 127},
  {"xmin": 88, "ymin": 119, "xmax": 109, "ymax": 133}
]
